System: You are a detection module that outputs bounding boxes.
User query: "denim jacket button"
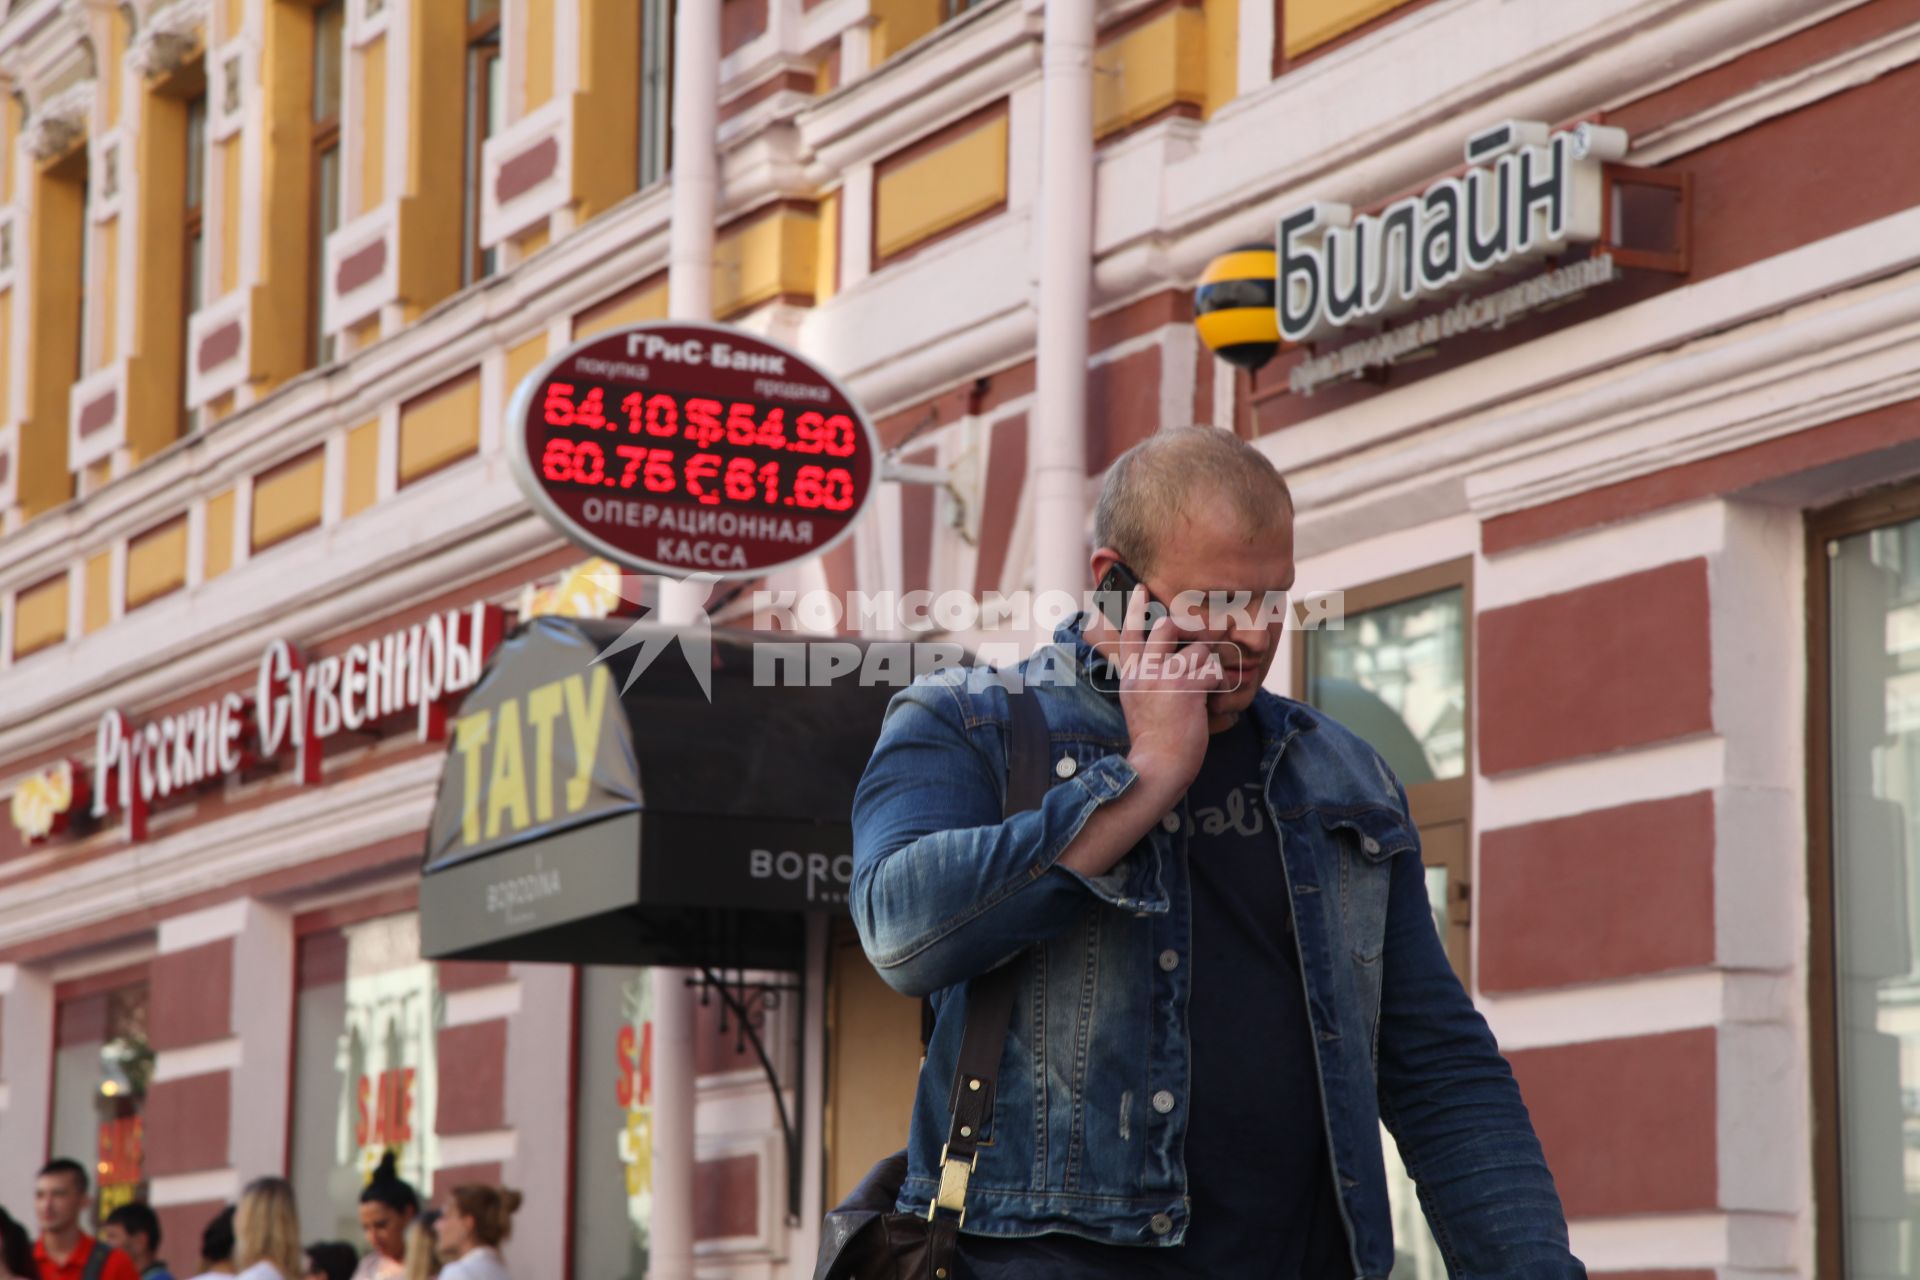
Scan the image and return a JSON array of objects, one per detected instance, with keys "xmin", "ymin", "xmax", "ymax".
[
  {"xmin": 1151, "ymin": 1090, "xmax": 1175, "ymax": 1114},
  {"xmin": 1159, "ymin": 811, "xmax": 1180, "ymax": 833},
  {"xmin": 1361, "ymin": 835, "xmax": 1380, "ymax": 854},
  {"xmin": 1149, "ymin": 1213, "xmax": 1173, "ymax": 1236},
  {"xmin": 1055, "ymin": 755, "xmax": 1078, "ymax": 779},
  {"xmin": 1158, "ymin": 949, "xmax": 1179, "ymax": 972}
]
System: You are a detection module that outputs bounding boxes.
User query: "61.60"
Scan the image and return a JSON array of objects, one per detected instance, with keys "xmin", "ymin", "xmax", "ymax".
[{"xmin": 542, "ymin": 436, "xmax": 857, "ymax": 511}]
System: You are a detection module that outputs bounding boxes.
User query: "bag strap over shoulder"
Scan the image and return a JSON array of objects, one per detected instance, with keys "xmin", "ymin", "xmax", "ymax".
[
  {"xmin": 79, "ymin": 1240, "xmax": 117, "ymax": 1280},
  {"xmin": 927, "ymin": 688, "xmax": 1049, "ymax": 1237}
]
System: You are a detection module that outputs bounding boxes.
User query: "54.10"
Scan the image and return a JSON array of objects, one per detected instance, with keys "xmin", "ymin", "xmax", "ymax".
[{"xmin": 543, "ymin": 436, "xmax": 857, "ymax": 511}]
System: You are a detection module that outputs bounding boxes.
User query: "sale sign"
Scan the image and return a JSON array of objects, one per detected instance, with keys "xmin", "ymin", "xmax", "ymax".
[
  {"xmin": 507, "ymin": 322, "xmax": 878, "ymax": 578},
  {"xmin": 334, "ymin": 915, "xmax": 438, "ymax": 1204}
]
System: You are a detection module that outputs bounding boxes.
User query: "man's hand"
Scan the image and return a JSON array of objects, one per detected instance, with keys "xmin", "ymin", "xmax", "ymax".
[{"xmin": 1056, "ymin": 586, "xmax": 1224, "ymax": 880}]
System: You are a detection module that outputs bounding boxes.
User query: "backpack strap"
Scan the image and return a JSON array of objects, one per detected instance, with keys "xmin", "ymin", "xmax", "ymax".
[
  {"xmin": 927, "ymin": 688, "xmax": 1049, "ymax": 1244},
  {"xmin": 79, "ymin": 1240, "xmax": 118, "ymax": 1280}
]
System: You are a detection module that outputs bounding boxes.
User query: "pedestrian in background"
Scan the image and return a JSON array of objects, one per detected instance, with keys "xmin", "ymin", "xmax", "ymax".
[
  {"xmin": 298, "ymin": 1243, "xmax": 355, "ymax": 1280},
  {"xmin": 1, "ymin": 1207, "xmax": 36, "ymax": 1280},
  {"xmin": 351, "ymin": 1156, "xmax": 418, "ymax": 1280},
  {"xmin": 431, "ymin": 1188, "xmax": 519, "ymax": 1280},
  {"xmin": 30, "ymin": 1159, "xmax": 137, "ymax": 1280},
  {"xmin": 180, "ymin": 1207, "xmax": 234, "ymax": 1280},
  {"xmin": 232, "ymin": 1180, "xmax": 300, "ymax": 1280},
  {"xmin": 101, "ymin": 1205, "xmax": 172, "ymax": 1280},
  {"xmin": 398, "ymin": 1211, "xmax": 438, "ymax": 1280}
]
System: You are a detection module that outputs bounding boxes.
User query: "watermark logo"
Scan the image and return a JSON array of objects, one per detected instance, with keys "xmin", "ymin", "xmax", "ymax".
[
  {"xmin": 587, "ymin": 580, "xmax": 1339, "ymax": 699},
  {"xmin": 592, "ymin": 572, "xmax": 721, "ymax": 700}
]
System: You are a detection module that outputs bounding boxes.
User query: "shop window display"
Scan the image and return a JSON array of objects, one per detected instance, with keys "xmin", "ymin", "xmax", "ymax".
[
  {"xmin": 50, "ymin": 980, "xmax": 151, "ymax": 1223},
  {"xmin": 291, "ymin": 913, "xmax": 441, "ymax": 1243},
  {"xmin": 573, "ymin": 965, "xmax": 655, "ymax": 1280}
]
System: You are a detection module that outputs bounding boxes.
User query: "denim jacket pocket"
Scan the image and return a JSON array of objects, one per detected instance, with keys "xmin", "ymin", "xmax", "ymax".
[{"xmin": 1320, "ymin": 805, "xmax": 1416, "ymax": 964}]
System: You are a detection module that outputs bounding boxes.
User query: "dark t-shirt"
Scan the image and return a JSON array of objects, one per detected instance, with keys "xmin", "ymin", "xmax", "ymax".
[{"xmin": 960, "ymin": 713, "xmax": 1349, "ymax": 1278}]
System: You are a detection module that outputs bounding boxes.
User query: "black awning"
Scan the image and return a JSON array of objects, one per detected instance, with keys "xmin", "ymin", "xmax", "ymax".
[{"xmin": 419, "ymin": 615, "xmax": 901, "ymax": 970}]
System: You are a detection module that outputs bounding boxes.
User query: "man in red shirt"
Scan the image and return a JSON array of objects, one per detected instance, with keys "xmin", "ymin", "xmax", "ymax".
[{"xmin": 32, "ymin": 1160, "xmax": 138, "ymax": 1280}]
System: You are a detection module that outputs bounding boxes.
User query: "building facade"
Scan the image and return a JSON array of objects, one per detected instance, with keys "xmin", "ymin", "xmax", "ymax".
[{"xmin": 1, "ymin": 0, "xmax": 1918, "ymax": 1277}]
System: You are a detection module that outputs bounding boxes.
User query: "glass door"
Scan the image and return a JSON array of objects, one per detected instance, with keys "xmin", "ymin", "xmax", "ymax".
[
  {"xmin": 1297, "ymin": 558, "xmax": 1472, "ymax": 1279},
  {"xmin": 1814, "ymin": 493, "xmax": 1920, "ymax": 1278}
]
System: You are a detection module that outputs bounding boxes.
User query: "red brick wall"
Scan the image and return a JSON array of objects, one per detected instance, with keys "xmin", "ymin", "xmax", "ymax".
[
  {"xmin": 1478, "ymin": 561, "xmax": 1712, "ymax": 774},
  {"xmin": 1480, "ymin": 792, "xmax": 1716, "ymax": 991},
  {"xmin": 144, "ymin": 1071, "xmax": 231, "ymax": 1176},
  {"xmin": 150, "ymin": 940, "xmax": 235, "ymax": 1050},
  {"xmin": 437, "ymin": 1021, "xmax": 507, "ymax": 1134},
  {"xmin": 1509, "ymin": 1029, "xmax": 1717, "ymax": 1217}
]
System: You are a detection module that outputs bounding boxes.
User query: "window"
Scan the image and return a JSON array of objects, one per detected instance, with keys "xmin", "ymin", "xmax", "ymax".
[
  {"xmin": 1296, "ymin": 558, "xmax": 1472, "ymax": 1280},
  {"xmin": 183, "ymin": 87, "xmax": 207, "ymax": 434},
  {"xmin": 1809, "ymin": 487, "xmax": 1920, "ymax": 1278},
  {"xmin": 290, "ymin": 913, "xmax": 441, "ymax": 1242},
  {"xmin": 463, "ymin": 0, "xmax": 503, "ymax": 285},
  {"xmin": 638, "ymin": 0, "xmax": 673, "ymax": 188},
  {"xmin": 75, "ymin": 166, "xmax": 91, "ymax": 382},
  {"xmin": 49, "ymin": 975, "xmax": 150, "ymax": 1223},
  {"xmin": 309, "ymin": 0, "xmax": 346, "ymax": 367},
  {"xmin": 573, "ymin": 966, "xmax": 655, "ymax": 1280}
]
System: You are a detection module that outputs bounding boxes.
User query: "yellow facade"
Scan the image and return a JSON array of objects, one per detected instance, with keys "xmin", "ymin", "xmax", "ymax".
[
  {"xmin": 572, "ymin": 0, "xmax": 643, "ymax": 221},
  {"xmin": 127, "ymin": 519, "xmax": 189, "ymax": 609},
  {"xmin": 398, "ymin": 374, "xmax": 481, "ymax": 484},
  {"xmin": 526, "ymin": 0, "xmax": 556, "ymax": 111},
  {"xmin": 127, "ymin": 63, "xmax": 197, "ymax": 461},
  {"xmin": 505, "ymin": 334, "xmax": 551, "ymax": 396},
  {"xmin": 1093, "ymin": 7, "xmax": 1209, "ymax": 139},
  {"xmin": 204, "ymin": 489, "xmax": 237, "ymax": 580},
  {"xmin": 574, "ymin": 281, "xmax": 669, "ymax": 339},
  {"xmin": 0, "ymin": 0, "xmax": 1375, "ymax": 663},
  {"xmin": 713, "ymin": 207, "xmax": 820, "ymax": 316},
  {"xmin": 344, "ymin": 419, "xmax": 383, "ymax": 518},
  {"xmin": 874, "ymin": 116, "xmax": 1008, "ymax": 261},
  {"xmin": 361, "ymin": 39, "xmax": 388, "ymax": 216},
  {"xmin": 83, "ymin": 551, "xmax": 113, "ymax": 635},
  {"xmin": 252, "ymin": 451, "xmax": 327, "ymax": 550},
  {"xmin": 12, "ymin": 576, "xmax": 68, "ymax": 660},
  {"xmin": 20, "ymin": 147, "xmax": 87, "ymax": 516},
  {"xmin": 1283, "ymin": 0, "xmax": 1412, "ymax": 59}
]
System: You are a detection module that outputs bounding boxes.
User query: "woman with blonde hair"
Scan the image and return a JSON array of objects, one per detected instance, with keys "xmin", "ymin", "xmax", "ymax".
[
  {"xmin": 399, "ymin": 1211, "xmax": 440, "ymax": 1280},
  {"xmin": 234, "ymin": 1178, "xmax": 302, "ymax": 1280},
  {"xmin": 430, "ymin": 1187, "xmax": 521, "ymax": 1280}
]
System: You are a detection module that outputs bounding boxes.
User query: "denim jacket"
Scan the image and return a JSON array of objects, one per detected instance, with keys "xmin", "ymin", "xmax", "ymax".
[{"xmin": 848, "ymin": 615, "xmax": 1583, "ymax": 1279}]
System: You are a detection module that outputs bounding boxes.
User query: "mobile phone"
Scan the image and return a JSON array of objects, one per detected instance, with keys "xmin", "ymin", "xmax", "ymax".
[{"xmin": 1095, "ymin": 561, "xmax": 1169, "ymax": 631}]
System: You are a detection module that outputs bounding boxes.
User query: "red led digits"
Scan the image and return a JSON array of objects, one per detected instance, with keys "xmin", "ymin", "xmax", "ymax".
[{"xmin": 540, "ymin": 378, "xmax": 862, "ymax": 513}]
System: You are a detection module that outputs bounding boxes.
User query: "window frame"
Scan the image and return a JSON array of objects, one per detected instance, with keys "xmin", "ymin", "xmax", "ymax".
[
  {"xmin": 1290, "ymin": 555, "xmax": 1474, "ymax": 982},
  {"xmin": 182, "ymin": 78, "xmax": 208, "ymax": 435},
  {"xmin": 638, "ymin": 0, "xmax": 674, "ymax": 190},
  {"xmin": 1803, "ymin": 480, "xmax": 1920, "ymax": 1280},
  {"xmin": 462, "ymin": 2, "xmax": 503, "ymax": 287},
  {"xmin": 307, "ymin": 0, "xmax": 346, "ymax": 368}
]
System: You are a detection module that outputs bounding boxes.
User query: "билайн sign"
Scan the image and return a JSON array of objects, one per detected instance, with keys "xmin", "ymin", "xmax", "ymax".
[{"xmin": 1277, "ymin": 119, "xmax": 1631, "ymax": 394}]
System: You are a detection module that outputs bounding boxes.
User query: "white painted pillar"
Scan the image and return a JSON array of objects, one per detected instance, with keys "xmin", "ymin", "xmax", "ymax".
[
  {"xmin": 653, "ymin": 0, "xmax": 722, "ymax": 1267},
  {"xmin": 1031, "ymin": 0, "xmax": 1096, "ymax": 602},
  {"xmin": 502, "ymin": 963, "xmax": 572, "ymax": 1279},
  {"xmin": 0, "ymin": 963, "xmax": 55, "ymax": 1211}
]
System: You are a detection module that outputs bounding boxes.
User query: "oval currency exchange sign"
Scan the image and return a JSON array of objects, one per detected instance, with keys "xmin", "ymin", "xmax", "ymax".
[{"xmin": 507, "ymin": 321, "xmax": 878, "ymax": 578}]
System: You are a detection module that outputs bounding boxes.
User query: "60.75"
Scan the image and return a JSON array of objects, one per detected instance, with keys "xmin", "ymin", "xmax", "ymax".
[{"xmin": 542, "ymin": 436, "xmax": 857, "ymax": 511}]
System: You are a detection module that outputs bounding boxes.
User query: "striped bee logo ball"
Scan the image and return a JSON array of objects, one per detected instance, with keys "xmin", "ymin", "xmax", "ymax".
[{"xmin": 1195, "ymin": 245, "xmax": 1280, "ymax": 371}]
